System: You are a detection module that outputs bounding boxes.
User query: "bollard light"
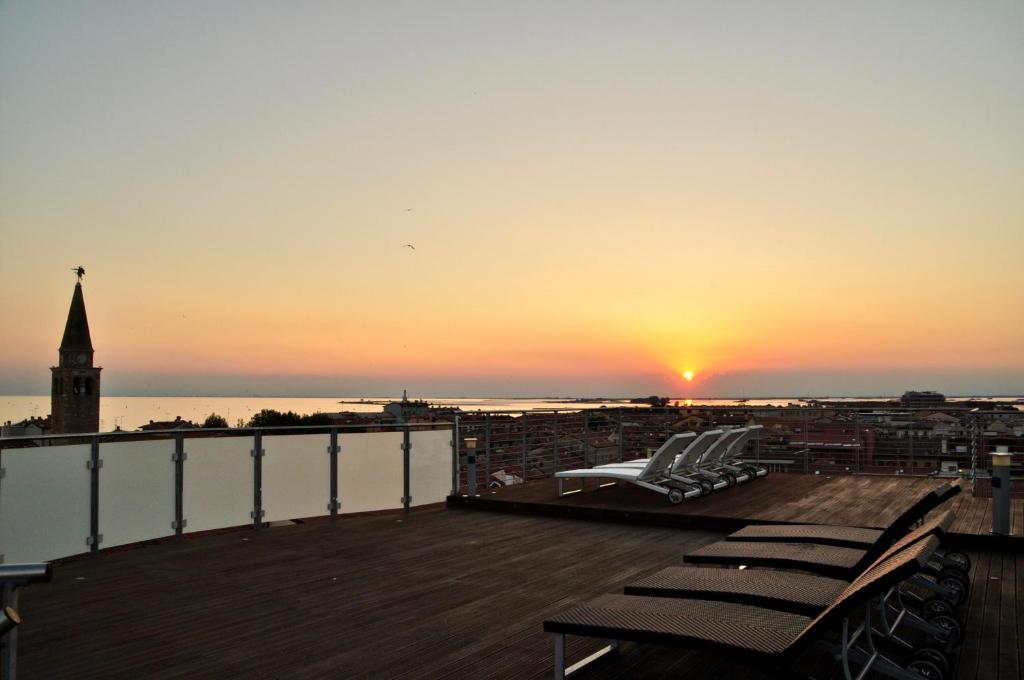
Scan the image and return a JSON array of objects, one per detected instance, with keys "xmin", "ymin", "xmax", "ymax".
[
  {"xmin": 991, "ymin": 452, "xmax": 1012, "ymax": 535},
  {"xmin": 465, "ymin": 437, "xmax": 479, "ymax": 497}
]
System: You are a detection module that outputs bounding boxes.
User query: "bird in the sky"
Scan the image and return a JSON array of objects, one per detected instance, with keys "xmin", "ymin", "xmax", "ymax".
[{"xmin": 403, "ymin": 244, "xmax": 416, "ymax": 250}]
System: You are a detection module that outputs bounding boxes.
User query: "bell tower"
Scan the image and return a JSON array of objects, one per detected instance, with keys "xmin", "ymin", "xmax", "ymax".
[{"xmin": 51, "ymin": 268, "xmax": 101, "ymax": 433}]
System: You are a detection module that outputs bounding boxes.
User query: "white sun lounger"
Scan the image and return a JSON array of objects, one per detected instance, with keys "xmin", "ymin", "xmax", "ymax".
[
  {"xmin": 593, "ymin": 432, "xmax": 697, "ymax": 469},
  {"xmin": 674, "ymin": 427, "xmax": 752, "ymax": 491},
  {"xmin": 705, "ymin": 424, "xmax": 767, "ymax": 479},
  {"xmin": 554, "ymin": 433, "xmax": 703, "ymax": 504}
]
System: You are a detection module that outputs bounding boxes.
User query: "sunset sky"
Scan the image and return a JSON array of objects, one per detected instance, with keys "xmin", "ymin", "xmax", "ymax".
[{"xmin": 1, "ymin": 2, "xmax": 1022, "ymax": 397}]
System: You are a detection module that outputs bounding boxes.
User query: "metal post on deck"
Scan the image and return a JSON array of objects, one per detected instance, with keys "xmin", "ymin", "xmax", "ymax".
[
  {"xmin": 251, "ymin": 430, "xmax": 265, "ymax": 529},
  {"xmin": 466, "ymin": 437, "xmax": 478, "ymax": 496},
  {"xmin": 173, "ymin": 432, "xmax": 185, "ymax": 538},
  {"xmin": 401, "ymin": 426, "xmax": 411, "ymax": 512},
  {"xmin": 854, "ymin": 411, "xmax": 861, "ymax": 473},
  {"xmin": 582, "ymin": 410, "xmax": 589, "ymax": 467},
  {"xmin": 328, "ymin": 428, "xmax": 339, "ymax": 520},
  {"xmin": 617, "ymin": 410, "xmax": 623, "ymax": 463},
  {"xmin": 451, "ymin": 415, "xmax": 460, "ymax": 496},
  {"xmin": 88, "ymin": 436, "xmax": 101, "ymax": 555},
  {"xmin": 484, "ymin": 414, "xmax": 492, "ymax": 484},
  {"xmin": 1, "ymin": 583, "xmax": 19, "ymax": 680},
  {"xmin": 991, "ymin": 452, "xmax": 1012, "ymax": 535},
  {"xmin": 553, "ymin": 412, "xmax": 560, "ymax": 474},
  {"xmin": 521, "ymin": 412, "xmax": 528, "ymax": 483}
]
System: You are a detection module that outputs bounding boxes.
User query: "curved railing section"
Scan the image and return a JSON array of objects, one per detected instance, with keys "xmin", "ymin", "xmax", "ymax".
[{"xmin": 0, "ymin": 424, "xmax": 454, "ymax": 564}]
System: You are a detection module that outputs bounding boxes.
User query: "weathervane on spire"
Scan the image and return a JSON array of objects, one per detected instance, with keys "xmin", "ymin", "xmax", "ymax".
[{"xmin": 71, "ymin": 265, "xmax": 85, "ymax": 283}]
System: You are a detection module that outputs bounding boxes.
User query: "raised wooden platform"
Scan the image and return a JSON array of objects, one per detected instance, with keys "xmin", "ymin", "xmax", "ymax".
[{"xmin": 450, "ymin": 475, "xmax": 1024, "ymax": 548}]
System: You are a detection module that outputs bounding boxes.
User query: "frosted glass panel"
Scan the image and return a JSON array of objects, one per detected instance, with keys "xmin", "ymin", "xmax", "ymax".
[
  {"xmin": 184, "ymin": 436, "xmax": 253, "ymax": 533},
  {"xmin": 99, "ymin": 439, "xmax": 175, "ymax": 548},
  {"xmin": 339, "ymin": 431, "xmax": 403, "ymax": 513},
  {"xmin": 409, "ymin": 429, "xmax": 453, "ymax": 507},
  {"xmin": 0, "ymin": 444, "xmax": 91, "ymax": 563},
  {"xmin": 262, "ymin": 434, "xmax": 331, "ymax": 522}
]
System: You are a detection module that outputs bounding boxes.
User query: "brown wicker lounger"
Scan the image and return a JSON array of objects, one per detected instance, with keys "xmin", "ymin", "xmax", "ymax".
[
  {"xmin": 683, "ymin": 510, "xmax": 953, "ymax": 580},
  {"xmin": 545, "ymin": 536, "xmax": 940, "ymax": 680},
  {"xmin": 625, "ymin": 566, "xmax": 844, "ymax": 616},
  {"xmin": 726, "ymin": 482, "xmax": 960, "ymax": 549}
]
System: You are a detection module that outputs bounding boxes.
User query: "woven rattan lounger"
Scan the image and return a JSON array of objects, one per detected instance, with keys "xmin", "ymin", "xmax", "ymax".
[
  {"xmin": 625, "ymin": 521, "xmax": 965, "ymax": 646},
  {"xmin": 546, "ymin": 536, "xmax": 943, "ymax": 680},
  {"xmin": 726, "ymin": 482, "xmax": 961, "ymax": 549},
  {"xmin": 683, "ymin": 510, "xmax": 954, "ymax": 580}
]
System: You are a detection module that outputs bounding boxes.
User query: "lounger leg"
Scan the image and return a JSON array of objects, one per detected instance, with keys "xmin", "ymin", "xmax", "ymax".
[{"xmin": 554, "ymin": 634, "xmax": 566, "ymax": 680}]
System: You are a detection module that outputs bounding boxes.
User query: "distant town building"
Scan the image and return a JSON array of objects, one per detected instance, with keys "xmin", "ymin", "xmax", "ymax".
[
  {"xmin": 900, "ymin": 391, "xmax": 945, "ymax": 407},
  {"xmin": 1, "ymin": 415, "xmax": 51, "ymax": 439},
  {"xmin": 50, "ymin": 279, "xmax": 101, "ymax": 433}
]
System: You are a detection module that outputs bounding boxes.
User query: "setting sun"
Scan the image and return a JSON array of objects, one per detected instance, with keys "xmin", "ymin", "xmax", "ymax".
[{"xmin": 683, "ymin": 370, "xmax": 695, "ymax": 382}]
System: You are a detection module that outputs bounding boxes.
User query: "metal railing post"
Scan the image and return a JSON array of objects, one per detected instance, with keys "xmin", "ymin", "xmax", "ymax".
[
  {"xmin": 582, "ymin": 410, "xmax": 589, "ymax": 467},
  {"xmin": 617, "ymin": 410, "xmax": 623, "ymax": 463},
  {"xmin": 451, "ymin": 415, "xmax": 460, "ymax": 496},
  {"xmin": 484, "ymin": 414, "xmax": 491, "ymax": 484},
  {"xmin": 520, "ymin": 412, "xmax": 528, "ymax": 482},
  {"xmin": 401, "ymin": 426, "xmax": 411, "ymax": 512},
  {"xmin": 329, "ymin": 428, "xmax": 339, "ymax": 520},
  {"xmin": 173, "ymin": 432, "xmax": 185, "ymax": 538},
  {"xmin": 553, "ymin": 412, "xmax": 560, "ymax": 474},
  {"xmin": 88, "ymin": 436, "xmax": 101, "ymax": 555},
  {"xmin": 251, "ymin": 430, "xmax": 264, "ymax": 529},
  {"xmin": 1, "ymin": 583, "xmax": 18, "ymax": 679},
  {"xmin": 854, "ymin": 410, "xmax": 861, "ymax": 473}
]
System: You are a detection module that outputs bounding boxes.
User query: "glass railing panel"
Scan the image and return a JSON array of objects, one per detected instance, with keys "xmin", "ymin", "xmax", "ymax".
[
  {"xmin": 99, "ymin": 439, "xmax": 175, "ymax": 549},
  {"xmin": 339, "ymin": 431, "xmax": 403, "ymax": 513},
  {"xmin": 183, "ymin": 436, "xmax": 253, "ymax": 533},
  {"xmin": 261, "ymin": 434, "xmax": 331, "ymax": 522},
  {"xmin": 0, "ymin": 443, "xmax": 91, "ymax": 562},
  {"xmin": 409, "ymin": 429, "xmax": 453, "ymax": 507}
]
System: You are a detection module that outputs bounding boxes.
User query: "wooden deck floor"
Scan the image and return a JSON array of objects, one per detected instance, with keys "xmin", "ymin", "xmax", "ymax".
[
  {"xmin": 13, "ymin": 479, "xmax": 1023, "ymax": 679},
  {"xmin": 454, "ymin": 474, "xmax": 1024, "ymax": 543}
]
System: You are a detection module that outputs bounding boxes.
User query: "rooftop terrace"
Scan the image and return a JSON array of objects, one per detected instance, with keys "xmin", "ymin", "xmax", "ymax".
[{"xmin": 14, "ymin": 475, "xmax": 1024, "ymax": 680}]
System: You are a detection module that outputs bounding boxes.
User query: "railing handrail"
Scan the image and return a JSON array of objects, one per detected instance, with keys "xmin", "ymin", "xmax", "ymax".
[{"xmin": 0, "ymin": 421, "xmax": 453, "ymax": 446}]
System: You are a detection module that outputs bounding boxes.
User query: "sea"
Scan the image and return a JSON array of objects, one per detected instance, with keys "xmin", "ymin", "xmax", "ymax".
[{"xmin": 1, "ymin": 394, "xmax": 1020, "ymax": 433}]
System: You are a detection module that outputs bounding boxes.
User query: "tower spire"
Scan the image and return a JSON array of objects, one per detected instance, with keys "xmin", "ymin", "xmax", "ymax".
[{"xmin": 59, "ymin": 282, "xmax": 94, "ymax": 355}]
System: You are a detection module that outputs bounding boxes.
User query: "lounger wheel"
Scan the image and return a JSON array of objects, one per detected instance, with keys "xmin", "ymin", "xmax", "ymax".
[
  {"xmin": 920, "ymin": 596, "xmax": 955, "ymax": 621},
  {"xmin": 742, "ymin": 465, "xmax": 761, "ymax": 480},
  {"xmin": 941, "ymin": 551, "xmax": 971, "ymax": 574},
  {"xmin": 698, "ymin": 479, "xmax": 714, "ymax": 496},
  {"xmin": 936, "ymin": 577, "xmax": 966, "ymax": 607},
  {"xmin": 927, "ymin": 614, "xmax": 962, "ymax": 648},
  {"xmin": 936, "ymin": 567, "xmax": 970, "ymax": 590},
  {"xmin": 722, "ymin": 471, "xmax": 737, "ymax": 488},
  {"xmin": 910, "ymin": 648, "xmax": 950, "ymax": 676},
  {"xmin": 667, "ymin": 487, "xmax": 686, "ymax": 505},
  {"xmin": 905, "ymin": 658, "xmax": 945, "ymax": 680}
]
